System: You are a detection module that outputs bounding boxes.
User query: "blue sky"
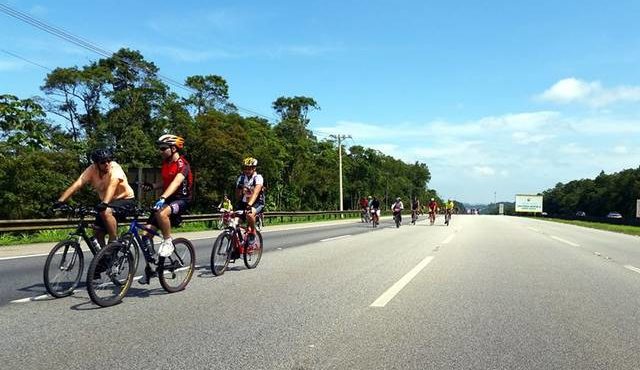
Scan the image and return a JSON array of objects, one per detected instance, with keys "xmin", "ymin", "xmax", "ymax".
[{"xmin": 2, "ymin": 0, "xmax": 640, "ymax": 204}]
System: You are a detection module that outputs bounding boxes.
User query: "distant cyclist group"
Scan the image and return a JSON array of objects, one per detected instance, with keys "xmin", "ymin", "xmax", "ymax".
[
  {"xmin": 359, "ymin": 196, "xmax": 457, "ymax": 227},
  {"xmin": 47, "ymin": 134, "xmax": 265, "ymax": 306}
]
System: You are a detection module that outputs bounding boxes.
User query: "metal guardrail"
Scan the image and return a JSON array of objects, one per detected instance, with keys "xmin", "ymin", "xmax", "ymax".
[{"xmin": 0, "ymin": 210, "xmax": 363, "ymax": 233}]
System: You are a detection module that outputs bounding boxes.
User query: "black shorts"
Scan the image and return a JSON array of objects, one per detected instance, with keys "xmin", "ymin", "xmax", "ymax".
[
  {"xmin": 95, "ymin": 198, "xmax": 136, "ymax": 229},
  {"xmin": 236, "ymin": 201, "xmax": 265, "ymax": 218},
  {"xmin": 149, "ymin": 198, "xmax": 190, "ymax": 228}
]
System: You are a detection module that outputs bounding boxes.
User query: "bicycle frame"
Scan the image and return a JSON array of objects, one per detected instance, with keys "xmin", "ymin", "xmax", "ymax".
[
  {"xmin": 123, "ymin": 218, "xmax": 161, "ymax": 262},
  {"xmin": 220, "ymin": 210, "xmax": 250, "ymax": 256}
]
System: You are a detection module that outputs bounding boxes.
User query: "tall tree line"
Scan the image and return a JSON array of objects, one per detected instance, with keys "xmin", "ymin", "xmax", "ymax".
[
  {"xmin": 543, "ymin": 168, "xmax": 640, "ymax": 218},
  {"xmin": 0, "ymin": 48, "xmax": 436, "ymax": 219}
]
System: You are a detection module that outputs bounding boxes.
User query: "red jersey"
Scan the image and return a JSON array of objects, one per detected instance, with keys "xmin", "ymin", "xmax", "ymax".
[
  {"xmin": 428, "ymin": 201, "xmax": 438, "ymax": 211},
  {"xmin": 161, "ymin": 155, "xmax": 193, "ymax": 201}
]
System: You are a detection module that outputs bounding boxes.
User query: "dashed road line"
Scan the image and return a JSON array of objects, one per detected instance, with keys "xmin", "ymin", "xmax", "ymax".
[
  {"xmin": 550, "ymin": 235, "xmax": 580, "ymax": 247},
  {"xmin": 11, "ymin": 290, "xmax": 84, "ymax": 303},
  {"xmin": 441, "ymin": 234, "xmax": 455, "ymax": 244},
  {"xmin": 624, "ymin": 265, "xmax": 640, "ymax": 274},
  {"xmin": 370, "ymin": 255, "xmax": 435, "ymax": 307},
  {"xmin": 320, "ymin": 235, "xmax": 352, "ymax": 242}
]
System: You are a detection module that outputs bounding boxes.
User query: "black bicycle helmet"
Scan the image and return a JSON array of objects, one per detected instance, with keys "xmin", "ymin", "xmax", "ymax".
[{"xmin": 90, "ymin": 148, "xmax": 113, "ymax": 163}]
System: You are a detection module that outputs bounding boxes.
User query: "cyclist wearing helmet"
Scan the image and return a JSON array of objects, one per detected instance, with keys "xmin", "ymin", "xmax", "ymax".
[
  {"xmin": 140, "ymin": 134, "xmax": 193, "ymax": 282},
  {"xmin": 54, "ymin": 148, "xmax": 135, "ymax": 247},
  {"xmin": 428, "ymin": 198, "xmax": 439, "ymax": 213},
  {"xmin": 391, "ymin": 197, "xmax": 404, "ymax": 224},
  {"xmin": 236, "ymin": 157, "xmax": 264, "ymax": 245}
]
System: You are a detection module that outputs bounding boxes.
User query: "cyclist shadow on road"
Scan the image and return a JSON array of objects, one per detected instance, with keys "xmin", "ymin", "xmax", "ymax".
[
  {"xmin": 197, "ymin": 264, "xmax": 249, "ymax": 279},
  {"xmin": 16, "ymin": 282, "xmax": 55, "ymax": 297}
]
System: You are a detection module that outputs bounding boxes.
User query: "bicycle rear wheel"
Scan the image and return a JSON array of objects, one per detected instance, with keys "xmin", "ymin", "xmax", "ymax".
[
  {"xmin": 210, "ymin": 232, "xmax": 232, "ymax": 276},
  {"xmin": 87, "ymin": 242, "xmax": 135, "ymax": 307},
  {"xmin": 158, "ymin": 238, "xmax": 195, "ymax": 293},
  {"xmin": 44, "ymin": 240, "xmax": 84, "ymax": 298},
  {"xmin": 244, "ymin": 230, "xmax": 263, "ymax": 269}
]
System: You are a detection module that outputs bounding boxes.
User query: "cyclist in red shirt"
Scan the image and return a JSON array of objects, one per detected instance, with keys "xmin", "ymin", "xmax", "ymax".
[
  {"xmin": 140, "ymin": 134, "xmax": 193, "ymax": 284},
  {"xmin": 427, "ymin": 198, "xmax": 438, "ymax": 224}
]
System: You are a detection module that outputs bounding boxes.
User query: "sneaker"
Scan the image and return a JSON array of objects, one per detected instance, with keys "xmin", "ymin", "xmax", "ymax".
[
  {"xmin": 247, "ymin": 232, "xmax": 256, "ymax": 246},
  {"xmin": 158, "ymin": 239, "xmax": 175, "ymax": 257},
  {"xmin": 138, "ymin": 265, "xmax": 157, "ymax": 285}
]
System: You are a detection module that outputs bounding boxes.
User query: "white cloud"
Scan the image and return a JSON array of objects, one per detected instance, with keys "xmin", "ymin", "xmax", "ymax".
[
  {"xmin": 537, "ymin": 77, "xmax": 640, "ymax": 107},
  {"xmin": 149, "ymin": 46, "xmax": 235, "ymax": 62},
  {"xmin": 316, "ymin": 110, "xmax": 640, "ymax": 203},
  {"xmin": 613, "ymin": 145, "xmax": 628, "ymax": 154},
  {"xmin": 559, "ymin": 143, "xmax": 590, "ymax": 155},
  {"xmin": 472, "ymin": 166, "xmax": 496, "ymax": 176},
  {"xmin": 512, "ymin": 131, "xmax": 554, "ymax": 144}
]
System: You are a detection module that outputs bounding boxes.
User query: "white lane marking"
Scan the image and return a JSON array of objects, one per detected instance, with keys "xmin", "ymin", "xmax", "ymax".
[
  {"xmin": 527, "ymin": 227, "xmax": 540, "ymax": 232},
  {"xmin": 550, "ymin": 236, "xmax": 580, "ymax": 247},
  {"xmin": 624, "ymin": 265, "xmax": 640, "ymax": 274},
  {"xmin": 370, "ymin": 256, "xmax": 435, "ymax": 307},
  {"xmin": 10, "ymin": 289, "xmax": 85, "ymax": 303},
  {"xmin": 441, "ymin": 234, "xmax": 455, "ymax": 244},
  {"xmin": 0, "ymin": 252, "xmax": 53, "ymax": 261},
  {"xmin": 320, "ymin": 235, "xmax": 352, "ymax": 242}
]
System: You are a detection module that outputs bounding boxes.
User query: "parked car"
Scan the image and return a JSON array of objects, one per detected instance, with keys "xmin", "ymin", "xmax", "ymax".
[
  {"xmin": 575, "ymin": 211, "xmax": 586, "ymax": 217},
  {"xmin": 606, "ymin": 212, "xmax": 623, "ymax": 219},
  {"xmin": 541, "ymin": 212, "xmax": 548, "ymax": 216}
]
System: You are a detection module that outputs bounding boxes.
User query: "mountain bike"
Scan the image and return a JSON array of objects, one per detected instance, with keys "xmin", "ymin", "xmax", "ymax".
[
  {"xmin": 393, "ymin": 210, "xmax": 402, "ymax": 228},
  {"xmin": 86, "ymin": 207, "xmax": 195, "ymax": 307},
  {"xmin": 370, "ymin": 209, "xmax": 379, "ymax": 228},
  {"xmin": 361, "ymin": 207, "xmax": 370, "ymax": 223},
  {"xmin": 411, "ymin": 210, "xmax": 419, "ymax": 225},
  {"xmin": 43, "ymin": 205, "xmax": 139, "ymax": 298},
  {"xmin": 211, "ymin": 209, "xmax": 263, "ymax": 276},
  {"xmin": 445, "ymin": 210, "xmax": 452, "ymax": 226},
  {"xmin": 429, "ymin": 210, "xmax": 436, "ymax": 225}
]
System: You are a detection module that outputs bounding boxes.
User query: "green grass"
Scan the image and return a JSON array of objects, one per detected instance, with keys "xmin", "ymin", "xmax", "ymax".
[
  {"xmin": 0, "ymin": 213, "xmax": 364, "ymax": 247},
  {"xmin": 539, "ymin": 217, "xmax": 640, "ymax": 236}
]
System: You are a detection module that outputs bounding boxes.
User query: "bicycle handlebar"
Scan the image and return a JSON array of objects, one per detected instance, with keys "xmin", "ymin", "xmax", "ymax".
[{"xmin": 52, "ymin": 205, "xmax": 98, "ymax": 218}]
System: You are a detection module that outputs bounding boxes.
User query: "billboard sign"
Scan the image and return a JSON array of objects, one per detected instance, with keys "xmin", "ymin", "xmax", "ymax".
[{"xmin": 515, "ymin": 194, "xmax": 543, "ymax": 213}]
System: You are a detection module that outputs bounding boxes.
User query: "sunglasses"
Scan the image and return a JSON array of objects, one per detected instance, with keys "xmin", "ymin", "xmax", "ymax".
[
  {"xmin": 98, "ymin": 160, "xmax": 110, "ymax": 165},
  {"xmin": 158, "ymin": 146, "xmax": 170, "ymax": 151}
]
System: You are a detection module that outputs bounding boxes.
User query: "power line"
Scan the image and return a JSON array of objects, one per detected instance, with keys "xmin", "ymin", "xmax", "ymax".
[
  {"xmin": 1, "ymin": 49, "xmax": 51, "ymax": 71},
  {"xmin": 0, "ymin": 3, "xmax": 277, "ymax": 122}
]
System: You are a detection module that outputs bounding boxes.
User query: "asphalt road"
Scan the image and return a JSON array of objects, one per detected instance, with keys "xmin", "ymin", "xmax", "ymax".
[{"xmin": 2, "ymin": 215, "xmax": 640, "ymax": 369}]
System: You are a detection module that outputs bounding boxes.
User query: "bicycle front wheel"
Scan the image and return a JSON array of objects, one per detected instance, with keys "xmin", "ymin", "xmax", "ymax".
[
  {"xmin": 244, "ymin": 230, "xmax": 263, "ymax": 269},
  {"xmin": 44, "ymin": 240, "xmax": 84, "ymax": 298},
  {"xmin": 87, "ymin": 242, "xmax": 135, "ymax": 307},
  {"xmin": 158, "ymin": 238, "xmax": 195, "ymax": 293},
  {"xmin": 210, "ymin": 232, "xmax": 232, "ymax": 276}
]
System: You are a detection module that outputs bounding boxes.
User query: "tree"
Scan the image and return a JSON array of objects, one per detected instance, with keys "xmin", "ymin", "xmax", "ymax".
[
  {"xmin": 0, "ymin": 94, "xmax": 53, "ymax": 150},
  {"xmin": 184, "ymin": 75, "xmax": 236, "ymax": 115},
  {"xmin": 272, "ymin": 96, "xmax": 319, "ymax": 124},
  {"xmin": 41, "ymin": 63, "xmax": 109, "ymax": 141}
]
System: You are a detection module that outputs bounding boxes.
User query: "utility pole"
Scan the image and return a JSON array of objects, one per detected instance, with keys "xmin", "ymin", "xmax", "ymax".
[{"xmin": 329, "ymin": 134, "xmax": 351, "ymax": 213}]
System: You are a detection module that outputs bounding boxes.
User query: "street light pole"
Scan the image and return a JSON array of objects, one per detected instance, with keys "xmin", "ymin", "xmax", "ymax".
[{"xmin": 330, "ymin": 134, "xmax": 351, "ymax": 213}]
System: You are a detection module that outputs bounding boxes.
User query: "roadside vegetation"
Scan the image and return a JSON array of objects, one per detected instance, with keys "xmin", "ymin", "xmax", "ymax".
[
  {"xmin": 1, "ymin": 48, "xmax": 439, "ymax": 222},
  {"xmin": 0, "ymin": 212, "xmax": 372, "ymax": 246},
  {"xmin": 538, "ymin": 217, "xmax": 640, "ymax": 237}
]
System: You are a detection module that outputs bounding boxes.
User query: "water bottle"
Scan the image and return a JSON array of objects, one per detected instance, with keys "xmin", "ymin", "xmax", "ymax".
[
  {"xmin": 142, "ymin": 238, "xmax": 155, "ymax": 257},
  {"xmin": 89, "ymin": 236, "xmax": 101, "ymax": 250}
]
